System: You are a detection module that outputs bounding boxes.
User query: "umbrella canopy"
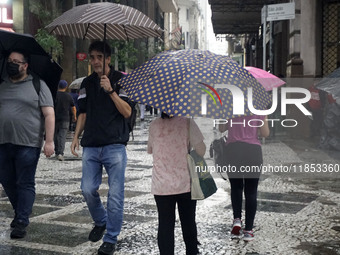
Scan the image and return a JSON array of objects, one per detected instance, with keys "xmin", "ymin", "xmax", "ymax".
[
  {"xmin": 118, "ymin": 49, "xmax": 271, "ymax": 119},
  {"xmin": 316, "ymin": 67, "xmax": 340, "ymax": 99},
  {"xmin": 69, "ymin": 76, "xmax": 86, "ymax": 90},
  {"xmin": 0, "ymin": 30, "xmax": 63, "ymax": 99},
  {"xmin": 244, "ymin": 66, "xmax": 285, "ymax": 91},
  {"xmin": 45, "ymin": 2, "xmax": 163, "ymax": 40}
]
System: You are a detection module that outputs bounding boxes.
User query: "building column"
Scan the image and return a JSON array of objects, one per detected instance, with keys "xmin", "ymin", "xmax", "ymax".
[
  {"xmin": 300, "ymin": 0, "xmax": 322, "ymax": 77},
  {"xmin": 286, "ymin": 0, "xmax": 303, "ymax": 78}
]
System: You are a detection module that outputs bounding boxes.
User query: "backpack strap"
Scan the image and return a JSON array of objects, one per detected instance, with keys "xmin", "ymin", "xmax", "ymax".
[
  {"xmin": 32, "ymin": 75, "xmax": 41, "ymax": 96},
  {"xmin": 0, "ymin": 76, "xmax": 40, "ymax": 96}
]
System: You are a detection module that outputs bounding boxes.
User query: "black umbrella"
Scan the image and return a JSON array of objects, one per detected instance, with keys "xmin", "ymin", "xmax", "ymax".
[
  {"xmin": 316, "ymin": 67, "xmax": 340, "ymax": 99},
  {"xmin": 0, "ymin": 30, "xmax": 63, "ymax": 99}
]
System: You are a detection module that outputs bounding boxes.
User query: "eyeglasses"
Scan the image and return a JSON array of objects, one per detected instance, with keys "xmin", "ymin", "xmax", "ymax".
[{"xmin": 7, "ymin": 59, "xmax": 26, "ymax": 65}]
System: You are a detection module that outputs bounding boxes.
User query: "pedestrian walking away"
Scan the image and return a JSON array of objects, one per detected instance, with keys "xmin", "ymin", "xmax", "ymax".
[
  {"xmin": 0, "ymin": 50, "xmax": 55, "ymax": 239},
  {"xmin": 71, "ymin": 41, "xmax": 133, "ymax": 255},
  {"xmin": 54, "ymin": 80, "xmax": 77, "ymax": 161},
  {"xmin": 147, "ymin": 113, "xmax": 206, "ymax": 255},
  {"xmin": 219, "ymin": 115, "xmax": 269, "ymax": 242}
]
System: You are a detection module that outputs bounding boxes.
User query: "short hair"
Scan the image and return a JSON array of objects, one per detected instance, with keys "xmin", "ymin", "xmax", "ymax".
[
  {"xmin": 9, "ymin": 49, "xmax": 30, "ymax": 63},
  {"xmin": 88, "ymin": 41, "xmax": 111, "ymax": 58}
]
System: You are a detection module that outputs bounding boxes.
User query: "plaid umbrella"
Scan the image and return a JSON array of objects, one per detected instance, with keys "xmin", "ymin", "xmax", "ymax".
[
  {"xmin": 46, "ymin": 2, "xmax": 163, "ymax": 74},
  {"xmin": 45, "ymin": 2, "xmax": 163, "ymax": 40},
  {"xmin": 118, "ymin": 49, "xmax": 272, "ymax": 119}
]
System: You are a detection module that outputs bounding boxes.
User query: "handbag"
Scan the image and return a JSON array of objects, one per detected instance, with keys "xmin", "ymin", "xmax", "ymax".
[
  {"xmin": 209, "ymin": 136, "xmax": 227, "ymax": 167},
  {"xmin": 187, "ymin": 149, "xmax": 217, "ymax": 200}
]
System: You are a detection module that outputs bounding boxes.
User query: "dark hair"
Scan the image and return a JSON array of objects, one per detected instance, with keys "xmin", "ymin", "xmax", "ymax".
[
  {"xmin": 161, "ymin": 112, "xmax": 171, "ymax": 119},
  {"xmin": 88, "ymin": 41, "xmax": 111, "ymax": 58},
  {"xmin": 9, "ymin": 49, "xmax": 30, "ymax": 63}
]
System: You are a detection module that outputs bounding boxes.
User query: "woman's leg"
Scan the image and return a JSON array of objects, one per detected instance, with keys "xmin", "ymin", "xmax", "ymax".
[
  {"xmin": 244, "ymin": 178, "xmax": 259, "ymax": 230},
  {"xmin": 228, "ymin": 178, "xmax": 243, "ymax": 220},
  {"xmin": 154, "ymin": 195, "xmax": 176, "ymax": 255},
  {"xmin": 177, "ymin": 192, "xmax": 199, "ymax": 255}
]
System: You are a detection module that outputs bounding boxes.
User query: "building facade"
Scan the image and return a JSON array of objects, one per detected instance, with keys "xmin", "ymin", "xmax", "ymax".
[
  {"xmin": 209, "ymin": 0, "xmax": 340, "ymax": 137},
  {"xmin": 7, "ymin": 0, "xmax": 165, "ymax": 83}
]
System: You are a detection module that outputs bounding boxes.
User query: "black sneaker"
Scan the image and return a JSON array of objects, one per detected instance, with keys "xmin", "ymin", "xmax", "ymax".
[
  {"xmin": 10, "ymin": 222, "xmax": 27, "ymax": 239},
  {"xmin": 89, "ymin": 224, "xmax": 106, "ymax": 242},
  {"xmin": 10, "ymin": 219, "xmax": 17, "ymax": 228},
  {"xmin": 98, "ymin": 242, "xmax": 115, "ymax": 255}
]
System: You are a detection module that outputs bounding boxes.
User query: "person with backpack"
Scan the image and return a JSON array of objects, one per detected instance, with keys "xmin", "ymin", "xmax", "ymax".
[
  {"xmin": 219, "ymin": 115, "xmax": 269, "ymax": 242},
  {"xmin": 0, "ymin": 50, "xmax": 55, "ymax": 239},
  {"xmin": 70, "ymin": 41, "xmax": 133, "ymax": 255}
]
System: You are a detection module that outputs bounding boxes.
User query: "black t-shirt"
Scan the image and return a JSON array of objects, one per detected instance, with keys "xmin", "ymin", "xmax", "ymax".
[
  {"xmin": 78, "ymin": 68, "xmax": 133, "ymax": 147},
  {"xmin": 55, "ymin": 91, "xmax": 75, "ymax": 122}
]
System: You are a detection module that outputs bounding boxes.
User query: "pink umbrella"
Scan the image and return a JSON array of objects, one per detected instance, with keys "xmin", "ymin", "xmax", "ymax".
[{"xmin": 244, "ymin": 66, "xmax": 285, "ymax": 91}]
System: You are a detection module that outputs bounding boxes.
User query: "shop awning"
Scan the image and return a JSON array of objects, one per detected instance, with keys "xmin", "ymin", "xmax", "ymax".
[{"xmin": 208, "ymin": 0, "xmax": 288, "ymax": 35}]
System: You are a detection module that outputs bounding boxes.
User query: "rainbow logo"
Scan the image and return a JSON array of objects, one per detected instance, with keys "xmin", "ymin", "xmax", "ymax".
[{"xmin": 198, "ymin": 82, "xmax": 222, "ymax": 106}]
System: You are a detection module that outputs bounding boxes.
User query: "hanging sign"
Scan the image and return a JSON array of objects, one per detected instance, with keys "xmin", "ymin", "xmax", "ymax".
[{"xmin": 76, "ymin": 52, "xmax": 87, "ymax": 61}]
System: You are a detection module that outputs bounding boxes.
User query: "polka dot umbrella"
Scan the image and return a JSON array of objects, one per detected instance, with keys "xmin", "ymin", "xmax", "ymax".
[{"xmin": 118, "ymin": 49, "xmax": 271, "ymax": 119}]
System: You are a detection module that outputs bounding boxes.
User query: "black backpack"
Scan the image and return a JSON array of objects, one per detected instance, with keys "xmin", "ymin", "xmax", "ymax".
[{"xmin": 113, "ymin": 82, "xmax": 137, "ymax": 141}]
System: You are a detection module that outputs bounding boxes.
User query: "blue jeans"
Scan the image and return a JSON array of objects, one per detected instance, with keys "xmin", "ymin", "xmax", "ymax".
[
  {"xmin": 0, "ymin": 144, "xmax": 41, "ymax": 226},
  {"xmin": 81, "ymin": 144, "xmax": 127, "ymax": 244}
]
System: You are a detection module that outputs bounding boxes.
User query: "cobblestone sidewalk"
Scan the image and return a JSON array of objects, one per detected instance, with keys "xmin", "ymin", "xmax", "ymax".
[{"xmin": 0, "ymin": 116, "xmax": 339, "ymax": 255}]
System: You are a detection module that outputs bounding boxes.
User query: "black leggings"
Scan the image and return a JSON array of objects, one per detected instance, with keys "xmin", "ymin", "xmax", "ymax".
[
  {"xmin": 224, "ymin": 142, "xmax": 263, "ymax": 230},
  {"xmin": 154, "ymin": 192, "xmax": 198, "ymax": 255}
]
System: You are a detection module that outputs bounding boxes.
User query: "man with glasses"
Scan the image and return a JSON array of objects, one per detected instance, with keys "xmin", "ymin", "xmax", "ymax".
[{"xmin": 0, "ymin": 50, "xmax": 55, "ymax": 238}]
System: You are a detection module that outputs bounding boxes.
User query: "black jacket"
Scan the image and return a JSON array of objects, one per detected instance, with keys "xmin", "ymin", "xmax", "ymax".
[{"xmin": 78, "ymin": 67, "xmax": 132, "ymax": 146}]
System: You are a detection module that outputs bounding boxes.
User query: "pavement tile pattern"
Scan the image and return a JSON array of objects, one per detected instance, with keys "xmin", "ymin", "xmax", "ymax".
[{"xmin": 0, "ymin": 115, "xmax": 339, "ymax": 255}]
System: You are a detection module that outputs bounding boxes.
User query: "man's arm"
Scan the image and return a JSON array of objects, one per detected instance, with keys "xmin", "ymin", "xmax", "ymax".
[
  {"xmin": 100, "ymin": 75, "xmax": 131, "ymax": 118},
  {"xmin": 71, "ymin": 106, "xmax": 77, "ymax": 122},
  {"xmin": 109, "ymin": 92, "xmax": 131, "ymax": 118},
  {"xmin": 71, "ymin": 113, "xmax": 86, "ymax": 157},
  {"xmin": 41, "ymin": 106, "xmax": 55, "ymax": 157}
]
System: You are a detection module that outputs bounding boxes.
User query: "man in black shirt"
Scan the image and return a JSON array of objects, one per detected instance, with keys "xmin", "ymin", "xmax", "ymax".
[
  {"xmin": 54, "ymin": 80, "xmax": 76, "ymax": 161},
  {"xmin": 71, "ymin": 41, "xmax": 132, "ymax": 255}
]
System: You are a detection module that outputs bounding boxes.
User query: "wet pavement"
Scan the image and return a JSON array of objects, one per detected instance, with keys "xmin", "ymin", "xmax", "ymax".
[{"xmin": 0, "ymin": 115, "xmax": 339, "ymax": 255}]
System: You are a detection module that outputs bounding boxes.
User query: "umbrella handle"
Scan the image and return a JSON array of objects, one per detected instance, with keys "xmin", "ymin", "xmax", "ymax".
[{"xmin": 103, "ymin": 24, "xmax": 107, "ymax": 76}]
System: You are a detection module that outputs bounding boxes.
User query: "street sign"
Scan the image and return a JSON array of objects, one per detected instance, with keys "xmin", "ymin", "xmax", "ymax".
[
  {"xmin": 267, "ymin": 2, "xmax": 295, "ymax": 21},
  {"xmin": 76, "ymin": 52, "xmax": 87, "ymax": 61}
]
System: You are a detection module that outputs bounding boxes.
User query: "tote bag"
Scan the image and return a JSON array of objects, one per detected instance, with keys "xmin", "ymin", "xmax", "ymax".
[{"xmin": 187, "ymin": 150, "xmax": 217, "ymax": 200}]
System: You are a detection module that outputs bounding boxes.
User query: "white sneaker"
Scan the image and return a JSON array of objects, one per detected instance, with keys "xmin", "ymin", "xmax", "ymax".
[
  {"xmin": 243, "ymin": 230, "xmax": 254, "ymax": 241},
  {"xmin": 57, "ymin": 154, "xmax": 64, "ymax": 161},
  {"xmin": 231, "ymin": 218, "xmax": 242, "ymax": 236}
]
